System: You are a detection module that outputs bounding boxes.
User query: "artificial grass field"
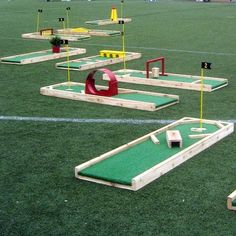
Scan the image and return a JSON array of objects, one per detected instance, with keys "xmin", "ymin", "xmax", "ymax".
[{"xmin": 0, "ymin": 0, "xmax": 236, "ymax": 235}]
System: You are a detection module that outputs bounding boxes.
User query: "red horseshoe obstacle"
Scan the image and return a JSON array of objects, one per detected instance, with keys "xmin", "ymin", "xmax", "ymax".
[{"xmin": 85, "ymin": 68, "xmax": 118, "ymax": 97}]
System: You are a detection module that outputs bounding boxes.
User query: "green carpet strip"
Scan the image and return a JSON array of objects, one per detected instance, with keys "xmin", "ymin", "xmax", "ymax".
[
  {"xmin": 79, "ymin": 123, "xmax": 219, "ymax": 185},
  {"xmin": 54, "ymin": 84, "xmax": 177, "ymax": 108},
  {"xmin": 57, "ymin": 54, "xmax": 129, "ymax": 69},
  {"xmin": 233, "ymin": 199, "xmax": 236, "ymax": 207},
  {"xmin": 1, "ymin": 48, "xmax": 77, "ymax": 63},
  {"xmin": 115, "ymin": 71, "xmax": 227, "ymax": 89}
]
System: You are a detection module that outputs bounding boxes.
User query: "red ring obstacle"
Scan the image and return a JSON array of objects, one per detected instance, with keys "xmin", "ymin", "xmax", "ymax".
[{"xmin": 85, "ymin": 68, "xmax": 118, "ymax": 96}]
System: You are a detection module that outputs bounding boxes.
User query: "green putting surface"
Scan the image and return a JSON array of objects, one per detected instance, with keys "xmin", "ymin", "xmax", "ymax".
[
  {"xmin": 1, "ymin": 51, "xmax": 52, "ymax": 63},
  {"xmin": 114, "ymin": 93, "xmax": 177, "ymax": 107},
  {"xmin": 233, "ymin": 199, "xmax": 236, "ymax": 207},
  {"xmin": 57, "ymin": 55, "xmax": 127, "ymax": 69},
  {"xmin": 53, "ymin": 84, "xmax": 178, "ymax": 108},
  {"xmin": 90, "ymin": 29, "xmax": 120, "ymax": 36},
  {"xmin": 1, "ymin": 48, "xmax": 79, "ymax": 63},
  {"xmin": 79, "ymin": 122, "xmax": 219, "ymax": 185},
  {"xmin": 115, "ymin": 71, "xmax": 227, "ymax": 89}
]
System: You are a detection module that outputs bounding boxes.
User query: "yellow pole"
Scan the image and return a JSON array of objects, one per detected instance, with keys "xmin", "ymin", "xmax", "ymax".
[
  {"xmin": 66, "ymin": 7, "xmax": 70, "ymax": 29},
  {"xmin": 66, "ymin": 41, "xmax": 71, "ymax": 89},
  {"xmin": 36, "ymin": 10, "xmax": 42, "ymax": 32},
  {"xmin": 121, "ymin": 0, "xmax": 126, "ymax": 70},
  {"xmin": 200, "ymin": 68, "xmax": 204, "ymax": 128}
]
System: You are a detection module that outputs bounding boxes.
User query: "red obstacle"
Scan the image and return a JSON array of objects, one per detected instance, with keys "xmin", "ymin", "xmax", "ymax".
[
  {"xmin": 85, "ymin": 68, "xmax": 118, "ymax": 97},
  {"xmin": 146, "ymin": 57, "xmax": 165, "ymax": 78}
]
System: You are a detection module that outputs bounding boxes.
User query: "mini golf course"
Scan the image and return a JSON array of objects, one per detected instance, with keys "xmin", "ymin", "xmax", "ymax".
[
  {"xmin": 21, "ymin": 32, "xmax": 91, "ymax": 42},
  {"xmin": 57, "ymin": 28, "xmax": 121, "ymax": 37},
  {"xmin": 0, "ymin": 47, "xmax": 86, "ymax": 65},
  {"xmin": 75, "ymin": 117, "xmax": 234, "ymax": 191},
  {"xmin": 56, "ymin": 52, "xmax": 141, "ymax": 71},
  {"xmin": 109, "ymin": 69, "xmax": 228, "ymax": 92},
  {"xmin": 40, "ymin": 82, "xmax": 179, "ymax": 111},
  {"xmin": 85, "ymin": 18, "xmax": 132, "ymax": 26}
]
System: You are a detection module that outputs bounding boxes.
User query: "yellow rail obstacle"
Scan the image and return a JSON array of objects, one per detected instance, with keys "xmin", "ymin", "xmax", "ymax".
[{"xmin": 100, "ymin": 50, "xmax": 125, "ymax": 58}]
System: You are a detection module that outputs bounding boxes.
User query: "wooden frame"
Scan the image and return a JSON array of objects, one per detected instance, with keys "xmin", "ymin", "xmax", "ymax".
[
  {"xmin": 0, "ymin": 48, "xmax": 86, "ymax": 65},
  {"xmin": 227, "ymin": 190, "xmax": 236, "ymax": 211},
  {"xmin": 85, "ymin": 18, "xmax": 132, "ymax": 26},
  {"xmin": 21, "ymin": 32, "xmax": 91, "ymax": 42},
  {"xmin": 56, "ymin": 52, "xmax": 141, "ymax": 71},
  {"xmin": 105, "ymin": 69, "xmax": 228, "ymax": 92},
  {"xmin": 75, "ymin": 117, "xmax": 234, "ymax": 191},
  {"xmin": 56, "ymin": 28, "xmax": 121, "ymax": 37},
  {"xmin": 40, "ymin": 82, "xmax": 179, "ymax": 111}
]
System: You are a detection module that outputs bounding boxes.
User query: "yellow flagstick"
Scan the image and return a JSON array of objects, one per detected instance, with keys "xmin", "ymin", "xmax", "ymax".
[
  {"xmin": 120, "ymin": 0, "xmax": 126, "ymax": 70},
  {"xmin": 66, "ymin": 7, "xmax": 71, "ymax": 29},
  {"xmin": 200, "ymin": 68, "xmax": 204, "ymax": 129},
  {"xmin": 65, "ymin": 40, "xmax": 72, "ymax": 90},
  {"xmin": 36, "ymin": 9, "xmax": 42, "ymax": 32}
]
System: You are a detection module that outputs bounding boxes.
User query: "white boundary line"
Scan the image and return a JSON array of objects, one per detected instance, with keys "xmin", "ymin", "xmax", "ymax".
[
  {"xmin": 0, "ymin": 36, "xmax": 236, "ymax": 57},
  {"xmin": 0, "ymin": 116, "xmax": 235, "ymax": 125}
]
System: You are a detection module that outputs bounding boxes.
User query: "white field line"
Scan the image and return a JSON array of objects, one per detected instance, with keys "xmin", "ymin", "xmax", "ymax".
[
  {"xmin": 0, "ymin": 36, "xmax": 236, "ymax": 57},
  {"xmin": 0, "ymin": 115, "xmax": 235, "ymax": 125}
]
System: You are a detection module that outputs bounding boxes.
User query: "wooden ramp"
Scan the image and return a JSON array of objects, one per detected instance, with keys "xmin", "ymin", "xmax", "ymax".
[
  {"xmin": 75, "ymin": 117, "xmax": 234, "ymax": 191},
  {"xmin": 21, "ymin": 32, "xmax": 91, "ymax": 42},
  {"xmin": 106, "ymin": 69, "xmax": 228, "ymax": 92},
  {"xmin": 40, "ymin": 82, "xmax": 179, "ymax": 111},
  {"xmin": 227, "ymin": 190, "xmax": 236, "ymax": 211},
  {"xmin": 0, "ymin": 48, "xmax": 86, "ymax": 65},
  {"xmin": 85, "ymin": 18, "xmax": 132, "ymax": 26},
  {"xmin": 56, "ymin": 52, "xmax": 141, "ymax": 71}
]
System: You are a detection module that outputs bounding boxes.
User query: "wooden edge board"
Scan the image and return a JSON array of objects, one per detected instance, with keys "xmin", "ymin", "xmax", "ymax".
[
  {"xmin": 107, "ymin": 69, "xmax": 228, "ymax": 92},
  {"xmin": 56, "ymin": 28, "xmax": 121, "ymax": 36},
  {"xmin": 227, "ymin": 190, "xmax": 236, "ymax": 210},
  {"xmin": 75, "ymin": 117, "xmax": 234, "ymax": 191},
  {"xmin": 1, "ymin": 48, "xmax": 86, "ymax": 65},
  {"xmin": 40, "ymin": 82, "xmax": 179, "ymax": 111},
  {"xmin": 85, "ymin": 18, "xmax": 132, "ymax": 25},
  {"xmin": 21, "ymin": 32, "xmax": 91, "ymax": 42},
  {"xmin": 56, "ymin": 53, "xmax": 142, "ymax": 71}
]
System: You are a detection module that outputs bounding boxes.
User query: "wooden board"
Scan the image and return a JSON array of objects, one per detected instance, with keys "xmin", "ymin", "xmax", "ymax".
[
  {"xmin": 40, "ymin": 82, "xmax": 179, "ymax": 111},
  {"xmin": 0, "ymin": 47, "xmax": 86, "ymax": 65},
  {"xmin": 105, "ymin": 69, "xmax": 228, "ymax": 92},
  {"xmin": 56, "ymin": 28, "xmax": 121, "ymax": 37},
  {"xmin": 75, "ymin": 117, "xmax": 234, "ymax": 191},
  {"xmin": 85, "ymin": 18, "xmax": 132, "ymax": 26},
  {"xmin": 21, "ymin": 32, "xmax": 91, "ymax": 42},
  {"xmin": 56, "ymin": 52, "xmax": 141, "ymax": 71},
  {"xmin": 227, "ymin": 190, "xmax": 236, "ymax": 211}
]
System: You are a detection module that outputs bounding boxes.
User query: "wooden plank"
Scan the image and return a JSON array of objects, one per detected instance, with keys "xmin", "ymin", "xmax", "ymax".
[
  {"xmin": 74, "ymin": 117, "xmax": 234, "ymax": 191},
  {"xmin": 227, "ymin": 190, "xmax": 236, "ymax": 211},
  {"xmin": 56, "ymin": 52, "xmax": 142, "ymax": 71},
  {"xmin": 21, "ymin": 32, "xmax": 91, "ymax": 42},
  {"xmin": 85, "ymin": 18, "xmax": 132, "ymax": 26},
  {"xmin": 106, "ymin": 69, "xmax": 228, "ymax": 92},
  {"xmin": 0, "ymin": 48, "xmax": 86, "ymax": 65},
  {"xmin": 56, "ymin": 28, "xmax": 121, "ymax": 37},
  {"xmin": 40, "ymin": 82, "xmax": 179, "ymax": 112}
]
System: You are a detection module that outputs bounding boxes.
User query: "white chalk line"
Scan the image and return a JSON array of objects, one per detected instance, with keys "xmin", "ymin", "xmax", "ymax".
[
  {"xmin": 0, "ymin": 116, "xmax": 236, "ymax": 125},
  {"xmin": 0, "ymin": 36, "xmax": 236, "ymax": 57}
]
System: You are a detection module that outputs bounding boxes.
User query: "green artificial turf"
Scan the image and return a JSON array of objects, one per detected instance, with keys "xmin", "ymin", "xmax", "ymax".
[
  {"xmin": 1, "ymin": 48, "xmax": 78, "ymax": 63},
  {"xmin": 79, "ymin": 122, "xmax": 219, "ymax": 185},
  {"xmin": 1, "ymin": 0, "xmax": 236, "ymax": 235},
  {"xmin": 54, "ymin": 84, "xmax": 177, "ymax": 108},
  {"xmin": 116, "ymin": 71, "xmax": 227, "ymax": 89}
]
